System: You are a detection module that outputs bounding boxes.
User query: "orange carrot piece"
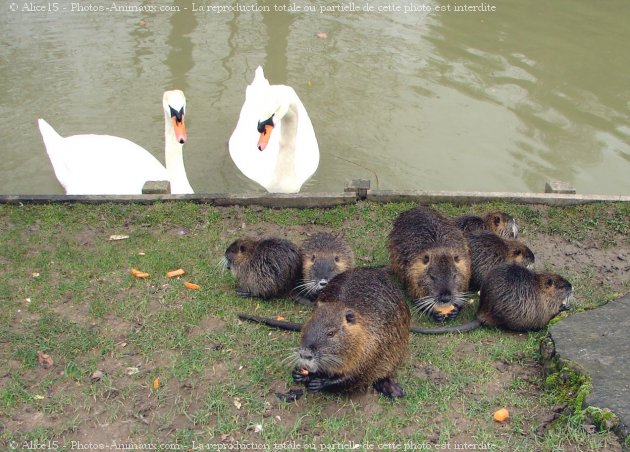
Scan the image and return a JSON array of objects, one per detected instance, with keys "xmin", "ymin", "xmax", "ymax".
[
  {"xmin": 184, "ymin": 281, "xmax": 200, "ymax": 290},
  {"xmin": 493, "ymin": 408, "xmax": 510, "ymax": 423},
  {"xmin": 130, "ymin": 268, "xmax": 150, "ymax": 278},
  {"xmin": 166, "ymin": 268, "xmax": 186, "ymax": 278}
]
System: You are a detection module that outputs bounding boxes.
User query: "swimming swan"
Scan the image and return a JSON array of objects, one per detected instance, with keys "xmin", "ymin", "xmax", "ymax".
[
  {"xmin": 38, "ymin": 90, "xmax": 193, "ymax": 195},
  {"xmin": 228, "ymin": 66, "xmax": 319, "ymax": 193}
]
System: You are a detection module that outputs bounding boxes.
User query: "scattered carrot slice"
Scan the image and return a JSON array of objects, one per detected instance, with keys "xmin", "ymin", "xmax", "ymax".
[
  {"xmin": 153, "ymin": 377, "xmax": 160, "ymax": 390},
  {"xmin": 275, "ymin": 316, "xmax": 286, "ymax": 321},
  {"xmin": 184, "ymin": 281, "xmax": 200, "ymax": 290},
  {"xmin": 166, "ymin": 268, "xmax": 186, "ymax": 278},
  {"xmin": 493, "ymin": 408, "xmax": 510, "ymax": 423},
  {"xmin": 130, "ymin": 268, "xmax": 150, "ymax": 278}
]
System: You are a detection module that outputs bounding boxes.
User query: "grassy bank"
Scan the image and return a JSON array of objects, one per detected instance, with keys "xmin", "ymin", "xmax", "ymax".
[{"xmin": 0, "ymin": 201, "xmax": 628, "ymax": 450}]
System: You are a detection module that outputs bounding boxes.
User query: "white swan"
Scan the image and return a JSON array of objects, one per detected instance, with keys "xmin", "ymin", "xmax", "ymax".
[
  {"xmin": 38, "ymin": 90, "xmax": 194, "ymax": 195},
  {"xmin": 228, "ymin": 66, "xmax": 319, "ymax": 193}
]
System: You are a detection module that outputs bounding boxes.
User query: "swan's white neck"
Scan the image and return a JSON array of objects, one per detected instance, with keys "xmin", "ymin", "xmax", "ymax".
[
  {"xmin": 268, "ymin": 96, "xmax": 299, "ymax": 192},
  {"xmin": 164, "ymin": 114, "xmax": 193, "ymax": 194}
]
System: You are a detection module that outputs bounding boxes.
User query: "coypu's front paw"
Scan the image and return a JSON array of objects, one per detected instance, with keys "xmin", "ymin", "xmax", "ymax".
[
  {"xmin": 292, "ymin": 368, "xmax": 310, "ymax": 384},
  {"xmin": 306, "ymin": 377, "xmax": 326, "ymax": 393}
]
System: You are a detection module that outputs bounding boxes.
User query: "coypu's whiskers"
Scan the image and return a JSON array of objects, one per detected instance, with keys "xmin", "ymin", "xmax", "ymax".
[
  {"xmin": 318, "ymin": 353, "xmax": 343, "ymax": 370},
  {"xmin": 282, "ymin": 352, "xmax": 300, "ymax": 367},
  {"xmin": 295, "ymin": 279, "xmax": 319, "ymax": 297},
  {"xmin": 215, "ymin": 256, "xmax": 228, "ymax": 274},
  {"xmin": 413, "ymin": 297, "xmax": 436, "ymax": 316}
]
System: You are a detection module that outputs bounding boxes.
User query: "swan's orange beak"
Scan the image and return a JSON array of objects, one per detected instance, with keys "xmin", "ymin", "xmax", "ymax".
[
  {"xmin": 257, "ymin": 124, "xmax": 273, "ymax": 151},
  {"xmin": 172, "ymin": 117, "xmax": 187, "ymax": 144}
]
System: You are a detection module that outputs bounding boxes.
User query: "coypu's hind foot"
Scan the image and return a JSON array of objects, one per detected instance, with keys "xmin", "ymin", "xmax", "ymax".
[
  {"xmin": 373, "ymin": 377, "xmax": 405, "ymax": 399},
  {"xmin": 236, "ymin": 288, "xmax": 252, "ymax": 298}
]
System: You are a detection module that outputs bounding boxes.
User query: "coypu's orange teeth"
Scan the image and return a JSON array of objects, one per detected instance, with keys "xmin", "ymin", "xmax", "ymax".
[{"xmin": 434, "ymin": 305, "xmax": 456, "ymax": 315}]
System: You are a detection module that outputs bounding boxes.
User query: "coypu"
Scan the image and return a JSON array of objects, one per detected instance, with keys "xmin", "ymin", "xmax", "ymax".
[
  {"xmin": 222, "ymin": 237, "xmax": 301, "ymax": 299},
  {"xmin": 388, "ymin": 206, "xmax": 471, "ymax": 322},
  {"xmin": 240, "ymin": 267, "xmax": 410, "ymax": 398},
  {"xmin": 411, "ymin": 263, "xmax": 572, "ymax": 334},
  {"xmin": 467, "ymin": 231, "xmax": 535, "ymax": 291},
  {"xmin": 454, "ymin": 211, "xmax": 519, "ymax": 239},
  {"xmin": 295, "ymin": 232, "xmax": 355, "ymax": 304}
]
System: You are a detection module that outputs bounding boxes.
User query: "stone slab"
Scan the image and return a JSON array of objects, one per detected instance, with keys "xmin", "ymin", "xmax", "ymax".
[{"xmin": 550, "ymin": 294, "xmax": 630, "ymax": 439}]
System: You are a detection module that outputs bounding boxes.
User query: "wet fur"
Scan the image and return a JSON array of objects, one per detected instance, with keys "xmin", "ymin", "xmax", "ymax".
[
  {"xmin": 467, "ymin": 231, "xmax": 535, "ymax": 291},
  {"xmin": 454, "ymin": 211, "xmax": 519, "ymax": 239},
  {"xmin": 224, "ymin": 237, "xmax": 301, "ymax": 299},
  {"xmin": 411, "ymin": 264, "xmax": 572, "ymax": 334},
  {"xmin": 388, "ymin": 206, "xmax": 471, "ymax": 320},
  {"xmin": 291, "ymin": 268, "xmax": 410, "ymax": 398},
  {"xmin": 296, "ymin": 232, "xmax": 355, "ymax": 303}
]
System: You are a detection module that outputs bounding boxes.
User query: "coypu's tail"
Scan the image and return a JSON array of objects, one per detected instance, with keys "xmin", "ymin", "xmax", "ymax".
[
  {"xmin": 238, "ymin": 314, "xmax": 303, "ymax": 331},
  {"xmin": 410, "ymin": 319, "xmax": 481, "ymax": 334}
]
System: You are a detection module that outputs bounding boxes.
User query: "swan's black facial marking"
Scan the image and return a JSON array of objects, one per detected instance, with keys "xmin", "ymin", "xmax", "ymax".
[
  {"xmin": 169, "ymin": 106, "xmax": 185, "ymax": 123},
  {"xmin": 257, "ymin": 114, "xmax": 275, "ymax": 134}
]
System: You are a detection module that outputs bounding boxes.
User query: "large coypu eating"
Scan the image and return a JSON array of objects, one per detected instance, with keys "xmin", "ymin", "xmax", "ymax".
[
  {"xmin": 388, "ymin": 206, "xmax": 472, "ymax": 322},
  {"xmin": 411, "ymin": 263, "xmax": 573, "ymax": 334},
  {"xmin": 240, "ymin": 267, "xmax": 410, "ymax": 399},
  {"xmin": 454, "ymin": 211, "xmax": 519, "ymax": 239},
  {"xmin": 295, "ymin": 232, "xmax": 355, "ymax": 304},
  {"xmin": 222, "ymin": 236, "xmax": 301, "ymax": 299},
  {"xmin": 467, "ymin": 230, "xmax": 535, "ymax": 291}
]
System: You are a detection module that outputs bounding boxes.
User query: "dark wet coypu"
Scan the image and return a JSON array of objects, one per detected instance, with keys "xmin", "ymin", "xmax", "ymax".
[
  {"xmin": 454, "ymin": 211, "xmax": 519, "ymax": 239},
  {"xmin": 223, "ymin": 237, "xmax": 301, "ymax": 299},
  {"xmin": 295, "ymin": 232, "xmax": 355, "ymax": 304},
  {"xmin": 388, "ymin": 206, "xmax": 472, "ymax": 322},
  {"xmin": 240, "ymin": 267, "xmax": 410, "ymax": 399},
  {"xmin": 411, "ymin": 263, "xmax": 573, "ymax": 334},
  {"xmin": 467, "ymin": 231, "xmax": 535, "ymax": 291}
]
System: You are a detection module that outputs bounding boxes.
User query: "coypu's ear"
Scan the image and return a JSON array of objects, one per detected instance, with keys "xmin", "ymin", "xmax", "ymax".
[
  {"xmin": 422, "ymin": 254, "xmax": 430, "ymax": 265},
  {"xmin": 513, "ymin": 249, "xmax": 522, "ymax": 257},
  {"xmin": 344, "ymin": 309, "xmax": 356, "ymax": 324}
]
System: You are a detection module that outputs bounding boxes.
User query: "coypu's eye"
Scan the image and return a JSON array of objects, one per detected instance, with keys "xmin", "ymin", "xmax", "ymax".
[
  {"xmin": 453, "ymin": 255, "xmax": 460, "ymax": 263},
  {"xmin": 494, "ymin": 216, "xmax": 501, "ymax": 225},
  {"xmin": 326, "ymin": 330, "xmax": 336, "ymax": 338},
  {"xmin": 514, "ymin": 249, "xmax": 521, "ymax": 256},
  {"xmin": 334, "ymin": 255, "xmax": 340, "ymax": 263},
  {"xmin": 546, "ymin": 278, "xmax": 554, "ymax": 287},
  {"xmin": 311, "ymin": 254, "xmax": 316, "ymax": 262},
  {"xmin": 239, "ymin": 245, "xmax": 246, "ymax": 253},
  {"xmin": 422, "ymin": 255, "xmax": 430, "ymax": 265}
]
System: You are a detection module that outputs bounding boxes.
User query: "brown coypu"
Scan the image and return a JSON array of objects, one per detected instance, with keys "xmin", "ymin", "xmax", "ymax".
[
  {"xmin": 411, "ymin": 263, "xmax": 572, "ymax": 334},
  {"xmin": 295, "ymin": 232, "xmax": 355, "ymax": 304},
  {"xmin": 388, "ymin": 206, "xmax": 472, "ymax": 322},
  {"xmin": 467, "ymin": 231, "xmax": 535, "ymax": 291},
  {"xmin": 222, "ymin": 237, "xmax": 301, "ymax": 299},
  {"xmin": 240, "ymin": 267, "xmax": 410, "ymax": 398},
  {"xmin": 454, "ymin": 211, "xmax": 519, "ymax": 239}
]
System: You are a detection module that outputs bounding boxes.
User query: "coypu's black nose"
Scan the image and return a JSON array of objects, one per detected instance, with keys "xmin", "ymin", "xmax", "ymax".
[
  {"xmin": 317, "ymin": 279, "xmax": 328, "ymax": 288},
  {"xmin": 299, "ymin": 349, "xmax": 314, "ymax": 361}
]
